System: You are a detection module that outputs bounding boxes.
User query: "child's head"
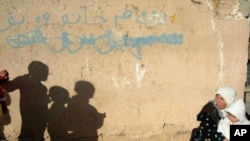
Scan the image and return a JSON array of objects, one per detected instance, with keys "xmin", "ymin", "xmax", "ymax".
[
  {"xmin": 49, "ymin": 86, "xmax": 70, "ymax": 104},
  {"xmin": 28, "ymin": 61, "xmax": 49, "ymax": 81},
  {"xmin": 226, "ymin": 99, "xmax": 246, "ymax": 123},
  {"xmin": 227, "ymin": 112, "xmax": 239, "ymax": 123},
  {"xmin": 0, "ymin": 69, "xmax": 9, "ymax": 83}
]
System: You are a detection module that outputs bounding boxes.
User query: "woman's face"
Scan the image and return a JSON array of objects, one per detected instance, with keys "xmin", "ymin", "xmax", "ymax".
[{"xmin": 215, "ymin": 94, "xmax": 227, "ymax": 110}]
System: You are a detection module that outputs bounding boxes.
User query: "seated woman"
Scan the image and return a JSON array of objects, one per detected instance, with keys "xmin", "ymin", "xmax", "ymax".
[{"xmin": 190, "ymin": 86, "xmax": 237, "ymax": 141}]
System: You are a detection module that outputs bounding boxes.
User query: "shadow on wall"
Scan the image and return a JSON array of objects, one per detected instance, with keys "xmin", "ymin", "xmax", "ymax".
[
  {"xmin": 2, "ymin": 61, "xmax": 106, "ymax": 141},
  {"xmin": 65, "ymin": 81, "xmax": 105, "ymax": 141},
  {"xmin": 48, "ymin": 81, "xmax": 106, "ymax": 141},
  {"xmin": 2, "ymin": 61, "xmax": 50, "ymax": 141},
  {"xmin": 47, "ymin": 86, "xmax": 70, "ymax": 141}
]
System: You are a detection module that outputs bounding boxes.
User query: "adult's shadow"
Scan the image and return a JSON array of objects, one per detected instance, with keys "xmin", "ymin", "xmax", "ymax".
[
  {"xmin": 66, "ymin": 80, "xmax": 106, "ymax": 141},
  {"xmin": 2, "ymin": 61, "xmax": 50, "ymax": 141},
  {"xmin": 47, "ymin": 86, "xmax": 70, "ymax": 141}
]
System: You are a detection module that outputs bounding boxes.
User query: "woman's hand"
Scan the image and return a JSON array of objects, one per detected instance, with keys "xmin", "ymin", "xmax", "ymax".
[{"xmin": 223, "ymin": 139, "xmax": 229, "ymax": 141}]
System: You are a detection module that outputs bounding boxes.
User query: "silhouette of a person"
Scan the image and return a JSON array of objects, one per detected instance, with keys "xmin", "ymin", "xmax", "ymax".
[
  {"xmin": 48, "ymin": 86, "xmax": 70, "ymax": 141},
  {"xmin": 66, "ymin": 80, "xmax": 106, "ymax": 141},
  {"xmin": 2, "ymin": 61, "xmax": 50, "ymax": 141}
]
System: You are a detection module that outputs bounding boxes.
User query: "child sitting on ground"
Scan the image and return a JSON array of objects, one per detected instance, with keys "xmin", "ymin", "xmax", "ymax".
[{"xmin": 217, "ymin": 99, "xmax": 250, "ymax": 141}]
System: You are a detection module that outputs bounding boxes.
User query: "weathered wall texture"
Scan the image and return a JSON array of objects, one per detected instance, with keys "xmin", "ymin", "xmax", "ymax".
[{"xmin": 0, "ymin": 0, "xmax": 249, "ymax": 141}]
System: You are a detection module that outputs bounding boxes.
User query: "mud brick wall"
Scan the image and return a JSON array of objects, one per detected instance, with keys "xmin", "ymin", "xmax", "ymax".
[{"xmin": 0, "ymin": 0, "xmax": 249, "ymax": 140}]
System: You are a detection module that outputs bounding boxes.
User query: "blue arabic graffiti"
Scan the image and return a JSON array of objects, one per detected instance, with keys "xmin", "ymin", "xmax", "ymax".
[
  {"xmin": 2, "ymin": 7, "xmax": 183, "ymax": 60},
  {"xmin": 6, "ymin": 28, "xmax": 183, "ymax": 60},
  {"xmin": 6, "ymin": 28, "xmax": 47, "ymax": 48}
]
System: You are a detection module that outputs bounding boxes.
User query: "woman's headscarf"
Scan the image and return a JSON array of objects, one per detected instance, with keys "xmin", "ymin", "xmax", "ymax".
[
  {"xmin": 215, "ymin": 86, "xmax": 237, "ymax": 118},
  {"xmin": 216, "ymin": 86, "xmax": 237, "ymax": 108}
]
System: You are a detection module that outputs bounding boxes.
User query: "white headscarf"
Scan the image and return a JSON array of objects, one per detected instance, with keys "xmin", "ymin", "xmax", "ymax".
[
  {"xmin": 226, "ymin": 99, "xmax": 249, "ymax": 124},
  {"xmin": 218, "ymin": 99, "xmax": 250, "ymax": 140},
  {"xmin": 216, "ymin": 86, "xmax": 237, "ymax": 108},
  {"xmin": 215, "ymin": 86, "xmax": 237, "ymax": 118}
]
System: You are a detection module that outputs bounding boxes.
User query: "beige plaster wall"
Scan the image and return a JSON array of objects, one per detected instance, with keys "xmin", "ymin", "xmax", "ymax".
[{"xmin": 0, "ymin": 0, "xmax": 249, "ymax": 140}]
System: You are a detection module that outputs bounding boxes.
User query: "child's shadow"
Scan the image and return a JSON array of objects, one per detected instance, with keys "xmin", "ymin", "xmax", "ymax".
[
  {"xmin": 66, "ymin": 80, "xmax": 106, "ymax": 141},
  {"xmin": 48, "ymin": 86, "xmax": 70, "ymax": 141}
]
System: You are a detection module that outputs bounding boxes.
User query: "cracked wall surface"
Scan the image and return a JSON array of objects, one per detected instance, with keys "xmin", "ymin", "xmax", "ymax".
[{"xmin": 0, "ymin": 0, "xmax": 249, "ymax": 141}]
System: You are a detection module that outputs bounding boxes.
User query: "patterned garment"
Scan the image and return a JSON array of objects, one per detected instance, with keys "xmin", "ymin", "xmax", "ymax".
[
  {"xmin": 193, "ymin": 112, "xmax": 225, "ymax": 141},
  {"xmin": 0, "ymin": 86, "xmax": 8, "ymax": 116}
]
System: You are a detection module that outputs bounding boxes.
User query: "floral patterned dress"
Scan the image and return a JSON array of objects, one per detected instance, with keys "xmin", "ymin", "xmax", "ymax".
[
  {"xmin": 190, "ymin": 101, "xmax": 226, "ymax": 141},
  {"xmin": 193, "ymin": 112, "xmax": 225, "ymax": 141}
]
